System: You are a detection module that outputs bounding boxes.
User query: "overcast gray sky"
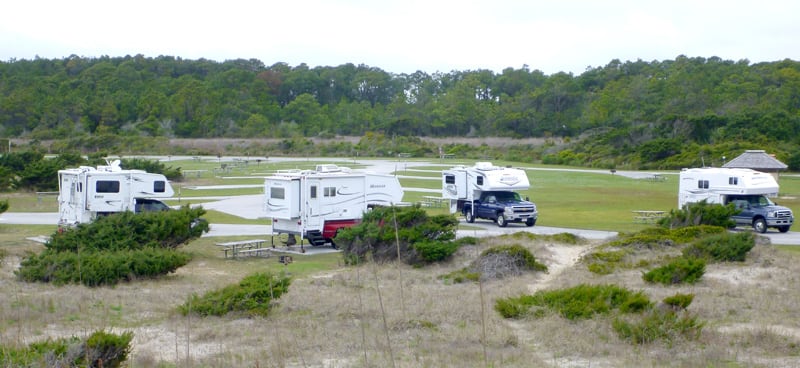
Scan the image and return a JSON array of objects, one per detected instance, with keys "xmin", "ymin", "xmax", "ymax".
[{"xmin": 2, "ymin": 0, "xmax": 798, "ymax": 75}]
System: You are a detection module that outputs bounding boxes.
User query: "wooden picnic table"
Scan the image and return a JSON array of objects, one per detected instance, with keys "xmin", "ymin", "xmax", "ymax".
[
  {"xmin": 216, "ymin": 239, "xmax": 268, "ymax": 259},
  {"xmin": 422, "ymin": 195, "xmax": 447, "ymax": 208},
  {"xmin": 632, "ymin": 210, "xmax": 666, "ymax": 224}
]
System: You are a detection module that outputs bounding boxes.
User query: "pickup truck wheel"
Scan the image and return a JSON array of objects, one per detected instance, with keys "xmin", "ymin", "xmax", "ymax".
[
  {"xmin": 464, "ymin": 210, "xmax": 475, "ymax": 223},
  {"xmin": 526, "ymin": 218, "xmax": 536, "ymax": 227},
  {"xmin": 779, "ymin": 226, "xmax": 791, "ymax": 233},
  {"xmin": 753, "ymin": 218, "xmax": 768, "ymax": 233},
  {"xmin": 496, "ymin": 213, "xmax": 508, "ymax": 227}
]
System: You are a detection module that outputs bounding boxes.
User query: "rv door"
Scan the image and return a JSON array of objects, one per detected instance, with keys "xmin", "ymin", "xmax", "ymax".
[{"xmin": 305, "ymin": 178, "xmax": 323, "ymax": 229}]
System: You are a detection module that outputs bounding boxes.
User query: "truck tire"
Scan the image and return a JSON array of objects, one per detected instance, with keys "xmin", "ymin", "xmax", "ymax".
[
  {"xmin": 496, "ymin": 213, "xmax": 508, "ymax": 227},
  {"xmin": 779, "ymin": 226, "xmax": 791, "ymax": 233},
  {"xmin": 753, "ymin": 218, "xmax": 768, "ymax": 233},
  {"xmin": 464, "ymin": 210, "xmax": 475, "ymax": 223},
  {"xmin": 526, "ymin": 218, "xmax": 536, "ymax": 227}
]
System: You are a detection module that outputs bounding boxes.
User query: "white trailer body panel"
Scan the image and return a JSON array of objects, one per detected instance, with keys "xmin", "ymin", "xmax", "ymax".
[
  {"xmin": 678, "ymin": 167, "xmax": 779, "ymax": 208},
  {"xmin": 264, "ymin": 165, "xmax": 403, "ymax": 236},
  {"xmin": 57, "ymin": 163, "xmax": 174, "ymax": 226}
]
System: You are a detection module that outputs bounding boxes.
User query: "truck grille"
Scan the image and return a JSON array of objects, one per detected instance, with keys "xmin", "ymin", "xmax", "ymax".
[
  {"xmin": 511, "ymin": 206, "xmax": 536, "ymax": 214},
  {"xmin": 776, "ymin": 210, "xmax": 793, "ymax": 218}
]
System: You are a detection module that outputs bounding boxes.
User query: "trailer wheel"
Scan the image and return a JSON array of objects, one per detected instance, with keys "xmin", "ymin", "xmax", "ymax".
[
  {"xmin": 496, "ymin": 213, "xmax": 508, "ymax": 227},
  {"xmin": 778, "ymin": 226, "xmax": 791, "ymax": 233},
  {"xmin": 464, "ymin": 210, "xmax": 475, "ymax": 223},
  {"xmin": 753, "ymin": 218, "xmax": 768, "ymax": 233}
]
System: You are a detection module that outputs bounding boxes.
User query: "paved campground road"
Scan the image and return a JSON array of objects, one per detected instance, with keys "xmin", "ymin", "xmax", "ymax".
[{"xmin": 4, "ymin": 211, "xmax": 800, "ymax": 245}]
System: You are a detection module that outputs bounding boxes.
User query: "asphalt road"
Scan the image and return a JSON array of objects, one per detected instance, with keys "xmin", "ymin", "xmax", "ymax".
[{"xmin": 5, "ymin": 211, "xmax": 800, "ymax": 245}]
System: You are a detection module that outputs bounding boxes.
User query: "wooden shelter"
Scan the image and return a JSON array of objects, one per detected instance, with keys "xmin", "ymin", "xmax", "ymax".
[{"xmin": 722, "ymin": 150, "xmax": 787, "ymax": 182}]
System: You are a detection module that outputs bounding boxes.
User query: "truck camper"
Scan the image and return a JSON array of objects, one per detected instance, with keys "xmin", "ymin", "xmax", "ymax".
[
  {"xmin": 264, "ymin": 164, "xmax": 404, "ymax": 249},
  {"xmin": 57, "ymin": 160, "xmax": 174, "ymax": 227},
  {"xmin": 442, "ymin": 162, "xmax": 538, "ymax": 227},
  {"xmin": 678, "ymin": 167, "xmax": 793, "ymax": 233}
]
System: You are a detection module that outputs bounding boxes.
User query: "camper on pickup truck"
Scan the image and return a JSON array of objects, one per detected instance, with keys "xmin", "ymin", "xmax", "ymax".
[
  {"xmin": 442, "ymin": 162, "xmax": 537, "ymax": 227},
  {"xmin": 58, "ymin": 160, "xmax": 174, "ymax": 227},
  {"xmin": 679, "ymin": 167, "xmax": 794, "ymax": 233}
]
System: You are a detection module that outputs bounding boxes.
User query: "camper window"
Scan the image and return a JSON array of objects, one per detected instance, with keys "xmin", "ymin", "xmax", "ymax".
[
  {"xmin": 310, "ymin": 186, "xmax": 317, "ymax": 199},
  {"xmin": 154, "ymin": 180, "xmax": 166, "ymax": 193},
  {"xmin": 324, "ymin": 187, "xmax": 336, "ymax": 197},
  {"xmin": 477, "ymin": 176, "xmax": 484, "ymax": 185},
  {"xmin": 697, "ymin": 180, "xmax": 709, "ymax": 189},
  {"xmin": 445, "ymin": 175, "xmax": 455, "ymax": 184},
  {"xmin": 270, "ymin": 187, "xmax": 285, "ymax": 199},
  {"xmin": 728, "ymin": 177, "xmax": 739, "ymax": 185},
  {"xmin": 96, "ymin": 180, "xmax": 120, "ymax": 193}
]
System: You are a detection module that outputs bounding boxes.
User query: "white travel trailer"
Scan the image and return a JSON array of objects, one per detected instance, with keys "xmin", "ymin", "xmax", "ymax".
[
  {"xmin": 57, "ymin": 160, "xmax": 174, "ymax": 227},
  {"xmin": 264, "ymin": 164, "xmax": 404, "ymax": 248},
  {"xmin": 442, "ymin": 162, "xmax": 538, "ymax": 227},
  {"xmin": 678, "ymin": 167, "xmax": 794, "ymax": 233}
]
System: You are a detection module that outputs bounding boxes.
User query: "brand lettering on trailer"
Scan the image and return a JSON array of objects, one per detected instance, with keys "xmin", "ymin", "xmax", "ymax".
[
  {"xmin": 370, "ymin": 184, "xmax": 386, "ymax": 188},
  {"xmin": 499, "ymin": 175, "xmax": 520, "ymax": 186}
]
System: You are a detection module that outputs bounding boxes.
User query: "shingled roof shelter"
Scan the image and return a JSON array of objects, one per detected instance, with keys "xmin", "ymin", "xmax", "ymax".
[{"xmin": 722, "ymin": 150, "xmax": 787, "ymax": 182}]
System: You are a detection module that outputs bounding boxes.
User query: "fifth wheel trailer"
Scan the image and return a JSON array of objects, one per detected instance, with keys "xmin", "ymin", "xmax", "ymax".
[{"xmin": 264, "ymin": 164, "xmax": 404, "ymax": 248}]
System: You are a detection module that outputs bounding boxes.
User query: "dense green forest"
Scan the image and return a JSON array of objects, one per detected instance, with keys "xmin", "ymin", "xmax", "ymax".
[{"xmin": 1, "ymin": 55, "xmax": 799, "ymax": 169}]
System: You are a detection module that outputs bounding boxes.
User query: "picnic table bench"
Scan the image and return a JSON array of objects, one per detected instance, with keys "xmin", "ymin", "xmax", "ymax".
[
  {"xmin": 421, "ymin": 195, "xmax": 447, "ymax": 208},
  {"xmin": 632, "ymin": 210, "xmax": 666, "ymax": 224},
  {"xmin": 217, "ymin": 239, "xmax": 268, "ymax": 259}
]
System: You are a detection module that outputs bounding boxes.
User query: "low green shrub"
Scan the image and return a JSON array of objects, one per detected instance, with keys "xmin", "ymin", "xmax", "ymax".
[
  {"xmin": 682, "ymin": 231, "xmax": 755, "ymax": 262},
  {"xmin": 496, "ymin": 284, "xmax": 651, "ymax": 320},
  {"xmin": 47, "ymin": 206, "xmax": 208, "ymax": 253},
  {"xmin": 659, "ymin": 201, "xmax": 737, "ymax": 229},
  {"xmin": 16, "ymin": 206, "xmax": 205, "ymax": 286},
  {"xmin": 550, "ymin": 232, "xmax": 582, "ymax": 244},
  {"xmin": 17, "ymin": 247, "xmax": 191, "ymax": 286},
  {"xmin": 469, "ymin": 244, "xmax": 547, "ymax": 281},
  {"xmin": 480, "ymin": 244, "xmax": 547, "ymax": 272},
  {"xmin": 613, "ymin": 309, "xmax": 704, "ymax": 344},
  {"xmin": 413, "ymin": 240, "xmax": 460, "ymax": 263},
  {"xmin": 336, "ymin": 205, "xmax": 459, "ymax": 265},
  {"xmin": 438, "ymin": 268, "xmax": 481, "ymax": 284},
  {"xmin": 180, "ymin": 272, "xmax": 291, "ymax": 317},
  {"xmin": 663, "ymin": 293, "xmax": 695, "ymax": 310},
  {"xmin": 0, "ymin": 330, "xmax": 133, "ymax": 367},
  {"xmin": 642, "ymin": 257, "xmax": 706, "ymax": 285}
]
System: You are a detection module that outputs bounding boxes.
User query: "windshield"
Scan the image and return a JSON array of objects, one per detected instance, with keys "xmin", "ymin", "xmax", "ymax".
[
  {"xmin": 492, "ymin": 192, "xmax": 522, "ymax": 202},
  {"xmin": 728, "ymin": 195, "xmax": 774, "ymax": 208}
]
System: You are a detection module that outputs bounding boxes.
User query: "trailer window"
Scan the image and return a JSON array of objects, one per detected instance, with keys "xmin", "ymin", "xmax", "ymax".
[
  {"xmin": 477, "ymin": 176, "xmax": 484, "ymax": 185},
  {"xmin": 697, "ymin": 180, "xmax": 709, "ymax": 189},
  {"xmin": 728, "ymin": 177, "xmax": 738, "ymax": 185},
  {"xmin": 96, "ymin": 180, "xmax": 120, "ymax": 193},
  {"xmin": 445, "ymin": 175, "xmax": 455, "ymax": 184},
  {"xmin": 270, "ymin": 187, "xmax": 285, "ymax": 199},
  {"xmin": 324, "ymin": 187, "xmax": 336, "ymax": 197},
  {"xmin": 77, "ymin": 182, "xmax": 82, "ymax": 192},
  {"xmin": 310, "ymin": 185, "xmax": 317, "ymax": 199},
  {"xmin": 154, "ymin": 180, "xmax": 166, "ymax": 193}
]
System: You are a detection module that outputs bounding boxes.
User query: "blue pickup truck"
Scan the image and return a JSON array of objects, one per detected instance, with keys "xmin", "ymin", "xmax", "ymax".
[{"xmin": 461, "ymin": 190, "xmax": 538, "ymax": 227}]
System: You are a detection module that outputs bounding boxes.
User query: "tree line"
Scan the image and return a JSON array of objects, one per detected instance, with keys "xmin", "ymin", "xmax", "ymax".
[{"xmin": 1, "ymin": 54, "xmax": 799, "ymax": 169}]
